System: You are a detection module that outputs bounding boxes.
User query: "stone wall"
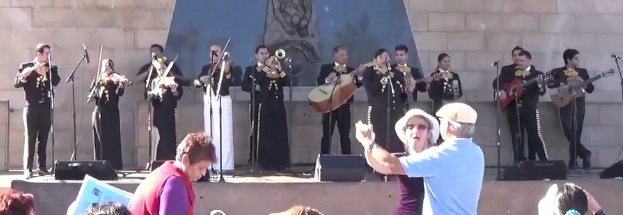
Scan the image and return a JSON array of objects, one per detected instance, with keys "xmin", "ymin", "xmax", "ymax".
[
  {"xmin": 0, "ymin": 0, "xmax": 175, "ymax": 170},
  {"xmin": 2, "ymin": 0, "xmax": 623, "ymax": 170}
]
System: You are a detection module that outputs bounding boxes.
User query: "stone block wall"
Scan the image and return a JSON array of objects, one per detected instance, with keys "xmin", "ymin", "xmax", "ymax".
[{"xmin": 1, "ymin": 0, "xmax": 622, "ymax": 170}]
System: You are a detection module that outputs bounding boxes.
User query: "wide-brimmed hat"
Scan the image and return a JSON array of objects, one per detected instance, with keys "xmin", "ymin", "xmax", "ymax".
[{"xmin": 394, "ymin": 109, "xmax": 440, "ymax": 144}]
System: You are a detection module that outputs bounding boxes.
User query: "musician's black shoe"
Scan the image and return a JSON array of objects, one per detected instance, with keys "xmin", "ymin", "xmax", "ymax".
[
  {"xmin": 24, "ymin": 170, "xmax": 33, "ymax": 179},
  {"xmin": 37, "ymin": 168, "xmax": 50, "ymax": 175},
  {"xmin": 582, "ymin": 151, "xmax": 592, "ymax": 169},
  {"xmin": 568, "ymin": 161, "xmax": 579, "ymax": 170}
]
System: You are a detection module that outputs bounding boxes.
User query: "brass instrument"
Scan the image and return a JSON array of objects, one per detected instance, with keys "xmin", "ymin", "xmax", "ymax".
[
  {"xmin": 275, "ymin": 48, "xmax": 286, "ymax": 59},
  {"xmin": 262, "ymin": 49, "xmax": 286, "ymax": 75}
]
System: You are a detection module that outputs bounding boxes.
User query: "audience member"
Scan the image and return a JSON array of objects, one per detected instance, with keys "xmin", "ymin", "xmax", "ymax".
[
  {"xmin": 355, "ymin": 102, "xmax": 484, "ymax": 215},
  {"xmin": 0, "ymin": 189, "xmax": 35, "ymax": 215},
  {"xmin": 128, "ymin": 132, "xmax": 216, "ymax": 215},
  {"xmin": 538, "ymin": 183, "xmax": 606, "ymax": 215}
]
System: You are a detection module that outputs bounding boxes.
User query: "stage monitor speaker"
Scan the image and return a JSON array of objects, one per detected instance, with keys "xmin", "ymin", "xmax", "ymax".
[
  {"xmin": 54, "ymin": 160, "xmax": 118, "ymax": 181},
  {"xmin": 600, "ymin": 159, "xmax": 623, "ymax": 179},
  {"xmin": 314, "ymin": 154, "xmax": 365, "ymax": 182},
  {"xmin": 500, "ymin": 160, "xmax": 567, "ymax": 181}
]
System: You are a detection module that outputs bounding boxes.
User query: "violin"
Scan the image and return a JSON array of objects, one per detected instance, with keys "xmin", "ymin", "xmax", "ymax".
[{"xmin": 101, "ymin": 72, "xmax": 132, "ymax": 86}]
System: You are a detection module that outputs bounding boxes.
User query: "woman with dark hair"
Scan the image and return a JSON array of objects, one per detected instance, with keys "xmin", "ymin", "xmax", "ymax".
[
  {"xmin": 362, "ymin": 109, "xmax": 439, "ymax": 215},
  {"xmin": 362, "ymin": 49, "xmax": 408, "ymax": 154},
  {"xmin": 427, "ymin": 53, "xmax": 463, "ymax": 114},
  {"xmin": 0, "ymin": 189, "xmax": 35, "ymax": 215},
  {"xmin": 538, "ymin": 183, "xmax": 606, "ymax": 215},
  {"xmin": 89, "ymin": 59, "xmax": 130, "ymax": 170}
]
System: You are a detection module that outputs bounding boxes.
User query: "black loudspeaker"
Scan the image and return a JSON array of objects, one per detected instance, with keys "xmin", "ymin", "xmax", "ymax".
[
  {"xmin": 314, "ymin": 154, "xmax": 365, "ymax": 182},
  {"xmin": 54, "ymin": 160, "xmax": 118, "ymax": 181},
  {"xmin": 600, "ymin": 160, "xmax": 623, "ymax": 179},
  {"xmin": 500, "ymin": 160, "xmax": 567, "ymax": 181}
]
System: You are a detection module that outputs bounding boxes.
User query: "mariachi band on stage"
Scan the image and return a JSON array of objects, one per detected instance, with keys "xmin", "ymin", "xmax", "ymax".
[{"xmin": 15, "ymin": 41, "xmax": 608, "ymax": 181}]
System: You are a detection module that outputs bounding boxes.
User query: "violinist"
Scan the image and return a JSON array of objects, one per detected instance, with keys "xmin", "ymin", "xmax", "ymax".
[
  {"xmin": 254, "ymin": 49, "xmax": 290, "ymax": 171},
  {"xmin": 362, "ymin": 48, "xmax": 408, "ymax": 160},
  {"xmin": 144, "ymin": 46, "xmax": 184, "ymax": 161},
  {"xmin": 14, "ymin": 43, "xmax": 61, "ymax": 178},
  {"xmin": 89, "ymin": 59, "xmax": 129, "ymax": 170},
  {"xmin": 194, "ymin": 45, "xmax": 234, "ymax": 172}
]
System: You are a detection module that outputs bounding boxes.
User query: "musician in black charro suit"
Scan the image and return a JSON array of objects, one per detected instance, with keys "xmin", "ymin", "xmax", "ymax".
[
  {"xmin": 492, "ymin": 46, "xmax": 525, "ymax": 161},
  {"xmin": 137, "ymin": 44, "xmax": 184, "ymax": 161},
  {"xmin": 242, "ymin": 45, "xmax": 269, "ymax": 165},
  {"xmin": 316, "ymin": 45, "xmax": 365, "ymax": 155},
  {"xmin": 392, "ymin": 45, "xmax": 427, "ymax": 109},
  {"xmin": 362, "ymin": 48, "xmax": 408, "ymax": 154},
  {"xmin": 495, "ymin": 50, "xmax": 548, "ymax": 162},
  {"xmin": 546, "ymin": 49, "xmax": 593, "ymax": 169},
  {"xmin": 14, "ymin": 43, "xmax": 60, "ymax": 178},
  {"xmin": 427, "ymin": 53, "xmax": 463, "ymax": 115}
]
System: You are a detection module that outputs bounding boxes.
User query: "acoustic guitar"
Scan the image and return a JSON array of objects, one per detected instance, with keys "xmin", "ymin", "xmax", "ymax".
[
  {"xmin": 308, "ymin": 64, "xmax": 429, "ymax": 113},
  {"xmin": 499, "ymin": 71, "xmax": 551, "ymax": 109},
  {"xmin": 550, "ymin": 69, "xmax": 614, "ymax": 107}
]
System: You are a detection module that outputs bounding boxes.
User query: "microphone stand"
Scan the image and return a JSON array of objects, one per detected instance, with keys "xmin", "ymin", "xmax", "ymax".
[
  {"xmin": 493, "ymin": 63, "xmax": 502, "ymax": 179},
  {"xmin": 212, "ymin": 37, "xmax": 232, "ymax": 183},
  {"xmin": 326, "ymin": 68, "xmax": 341, "ymax": 156},
  {"xmin": 249, "ymin": 59, "xmax": 260, "ymax": 174},
  {"xmin": 144, "ymin": 57, "xmax": 155, "ymax": 170},
  {"xmin": 568, "ymin": 88, "xmax": 584, "ymax": 175},
  {"xmin": 66, "ymin": 52, "xmax": 88, "ymax": 161},
  {"xmin": 614, "ymin": 57, "xmax": 623, "ymax": 102},
  {"xmin": 613, "ymin": 57, "xmax": 623, "ymax": 164},
  {"xmin": 286, "ymin": 58, "xmax": 295, "ymax": 175},
  {"xmin": 384, "ymin": 65, "xmax": 395, "ymax": 182},
  {"xmin": 47, "ymin": 55, "xmax": 57, "ymax": 174}
]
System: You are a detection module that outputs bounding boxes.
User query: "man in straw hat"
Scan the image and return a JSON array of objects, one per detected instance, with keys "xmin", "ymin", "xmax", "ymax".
[{"xmin": 355, "ymin": 103, "xmax": 484, "ymax": 215}]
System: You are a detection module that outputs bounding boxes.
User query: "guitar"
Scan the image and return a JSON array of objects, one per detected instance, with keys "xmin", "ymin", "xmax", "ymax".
[
  {"xmin": 308, "ymin": 63, "xmax": 373, "ymax": 113},
  {"xmin": 550, "ymin": 69, "xmax": 614, "ymax": 107},
  {"xmin": 499, "ymin": 71, "xmax": 551, "ymax": 109}
]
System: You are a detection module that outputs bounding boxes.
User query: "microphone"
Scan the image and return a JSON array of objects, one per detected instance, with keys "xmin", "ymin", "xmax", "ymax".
[
  {"xmin": 83, "ymin": 44, "xmax": 90, "ymax": 63},
  {"xmin": 211, "ymin": 50, "xmax": 217, "ymax": 57},
  {"xmin": 249, "ymin": 58, "xmax": 254, "ymax": 64},
  {"xmin": 492, "ymin": 60, "xmax": 500, "ymax": 66},
  {"xmin": 611, "ymin": 54, "xmax": 621, "ymax": 60}
]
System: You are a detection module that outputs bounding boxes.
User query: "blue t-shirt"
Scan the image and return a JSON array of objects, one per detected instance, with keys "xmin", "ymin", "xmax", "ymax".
[{"xmin": 399, "ymin": 138, "xmax": 484, "ymax": 215}]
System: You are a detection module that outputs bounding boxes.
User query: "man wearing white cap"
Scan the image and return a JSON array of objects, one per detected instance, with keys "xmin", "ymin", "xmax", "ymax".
[{"xmin": 355, "ymin": 102, "xmax": 484, "ymax": 215}]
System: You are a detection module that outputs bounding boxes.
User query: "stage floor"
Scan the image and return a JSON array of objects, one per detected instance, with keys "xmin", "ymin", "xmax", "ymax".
[
  {"xmin": 5, "ymin": 166, "xmax": 621, "ymax": 215},
  {"xmin": 0, "ymin": 166, "xmax": 606, "ymax": 187}
]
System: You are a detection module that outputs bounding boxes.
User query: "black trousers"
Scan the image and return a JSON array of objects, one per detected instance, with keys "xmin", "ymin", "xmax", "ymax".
[
  {"xmin": 507, "ymin": 103, "xmax": 548, "ymax": 162},
  {"xmin": 92, "ymin": 106, "xmax": 123, "ymax": 170},
  {"xmin": 23, "ymin": 103, "xmax": 51, "ymax": 171},
  {"xmin": 320, "ymin": 103, "xmax": 352, "ymax": 154},
  {"xmin": 558, "ymin": 99, "xmax": 590, "ymax": 163},
  {"xmin": 248, "ymin": 99, "xmax": 261, "ymax": 164},
  {"xmin": 154, "ymin": 107, "xmax": 178, "ymax": 161}
]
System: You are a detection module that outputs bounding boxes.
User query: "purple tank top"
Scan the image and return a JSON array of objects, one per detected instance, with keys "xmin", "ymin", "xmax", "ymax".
[{"xmin": 395, "ymin": 175, "xmax": 424, "ymax": 215}]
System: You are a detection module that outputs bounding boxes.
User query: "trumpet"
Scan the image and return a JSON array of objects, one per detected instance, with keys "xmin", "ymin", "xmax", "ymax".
[{"xmin": 275, "ymin": 48, "xmax": 286, "ymax": 59}]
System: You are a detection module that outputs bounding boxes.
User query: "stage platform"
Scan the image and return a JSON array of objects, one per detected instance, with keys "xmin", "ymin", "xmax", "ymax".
[{"xmin": 5, "ymin": 167, "xmax": 623, "ymax": 215}]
